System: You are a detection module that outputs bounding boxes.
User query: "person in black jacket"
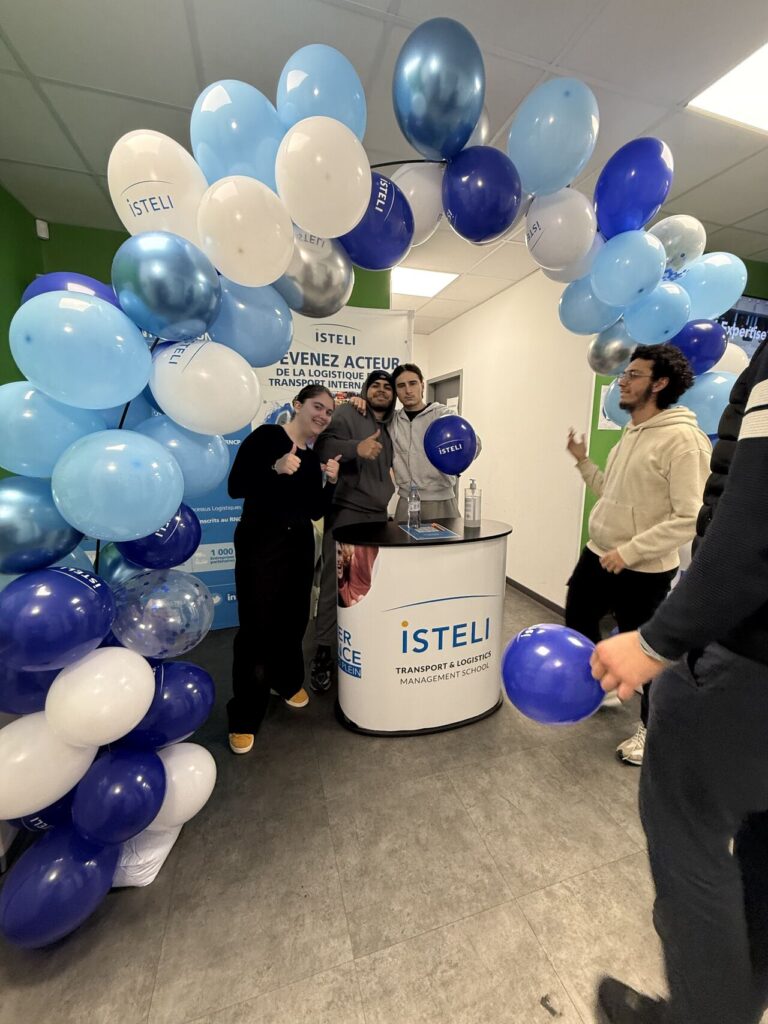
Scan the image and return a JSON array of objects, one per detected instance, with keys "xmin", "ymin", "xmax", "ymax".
[
  {"xmin": 226, "ymin": 384, "xmax": 340, "ymax": 755},
  {"xmin": 590, "ymin": 338, "xmax": 768, "ymax": 1024}
]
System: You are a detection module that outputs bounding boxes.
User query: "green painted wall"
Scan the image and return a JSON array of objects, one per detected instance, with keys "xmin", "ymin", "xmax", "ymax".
[
  {"xmin": 348, "ymin": 268, "xmax": 390, "ymax": 309},
  {"xmin": 0, "ymin": 188, "xmax": 42, "ymax": 385},
  {"xmin": 40, "ymin": 223, "xmax": 128, "ymax": 280}
]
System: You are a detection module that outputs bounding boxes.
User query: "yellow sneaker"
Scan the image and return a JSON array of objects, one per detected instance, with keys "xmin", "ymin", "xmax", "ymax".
[
  {"xmin": 228, "ymin": 732, "xmax": 254, "ymax": 754},
  {"xmin": 284, "ymin": 688, "xmax": 309, "ymax": 709}
]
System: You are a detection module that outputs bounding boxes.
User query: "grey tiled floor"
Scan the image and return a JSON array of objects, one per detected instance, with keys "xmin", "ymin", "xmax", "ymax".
[{"xmin": 0, "ymin": 587, "xmax": 665, "ymax": 1024}]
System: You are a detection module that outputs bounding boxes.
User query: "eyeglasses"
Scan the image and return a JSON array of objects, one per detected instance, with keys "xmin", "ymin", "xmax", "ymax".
[{"xmin": 618, "ymin": 370, "xmax": 653, "ymax": 382}]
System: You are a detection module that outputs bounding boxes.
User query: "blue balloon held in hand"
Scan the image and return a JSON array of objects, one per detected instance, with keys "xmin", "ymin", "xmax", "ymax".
[
  {"xmin": 502, "ymin": 624, "xmax": 603, "ymax": 725},
  {"xmin": 669, "ymin": 319, "xmax": 727, "ymax": 375},
  {"xmin": 120, "ymin": 661, "xmax": 215, "ymax": 748},
  {"xmin": 72, "ymin": 749, "xmax": 166, "ymax": 846},
  {"xmin": 277, "ymin": 45, "xmax": 366, "ymax": 141},
  {"xmin": 208, "ymin": 279, "xmax": 294, "ymax": 367},
  {"xmin": 424, "ymin": 415, "xmax": 478, "ymax": 475},
  {"xmin": 594, "ymin": 138, "xmax": 674, "ymax": 239},
  {"xmin": 339, "ymin": 173, "xmax": 414, "ymax": 270},
  {"xmin": 442, "ymin": 146, "xmax": 522, "ymax": 243},
  {"xmin": 22, "ymin": 271, "xmax": 119, "ymax": 308},
  {"xmin": 117, "ymin": 503, "xmax": 201, "ymax": 570},
  {"xmin": 0, "ymin": 476, "xmax": 83, "ymax": 574}
]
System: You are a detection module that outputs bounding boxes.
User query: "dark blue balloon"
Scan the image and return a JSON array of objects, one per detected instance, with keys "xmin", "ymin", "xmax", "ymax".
[
  {"xmin": 442, "ymin": 147, "xmax": 522, "ymax": 243},
  {"xmin": 0, "ymin": 566, "xmax": 115, "ymax": 671},
  {"xmin": 669, "ymin": 319, "xmax": 727, "ymax": 375},
  {"xmin": 338, "ymin": 173, "xmax": 414, "ymax": 271},
  {"xmin": 120, "ymin": 661, "xmax": 215, "ymax": 748},
  {"xmin": 22, "ymin": 271, "xmax": 119, "ymax": 308},
  {"xmin": 8, "ymin": 789, "xmax": 75, "ymax": 832},
  {"xmin": 116, "ymin": 503, "xmax": 201, "ymax": 570},
  {"xmin": 594, "ymin": 138, "xmax": 674, "ymax": 239},
  {"xmin": 502, "ymin": 624, "xmax": 602, "ymax": 725},
  {"xmin": 72, "ymin": 748, "xmax": 166, "ymax": 845},
  {"xmin": 0, "ymin": 827, "xmax": 119, "ymax": 948},
  {"xmin": 423, "ymin": 415, "xmax": 478, "ymax": 475},
  {"xmin": 0, "ymin": 663, "xmax": 59, "ymax": 715}
]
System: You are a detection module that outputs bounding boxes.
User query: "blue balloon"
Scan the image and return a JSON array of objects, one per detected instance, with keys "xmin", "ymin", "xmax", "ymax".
[
  {"xmin": 8, "ymin": 789, "xmax": 75, "ymax": 832},
  {"xmin": 507, "ymin": 78, "xmax": 599, "ymax": 195},
  {"xmin": 9, "ymin": 291, "xmax": 151, "ymax": 410},
  {"xmin": 112, "ymin": 232, "xmax": 221, "ymax": 342},
  {"xmin": 22, "ymin": 271, "xmax": 119, "ymax": 308},
  {"xmin": 339, "ymin": 173, "xmax": 415, "ymax": 270},
  {"xmin": 191, "ymin": 80, "xmax": 285, "ymax": 191},
  {"xmin": 392, "ymin": 18, "xmax": 485, "ymax": 160},
  {"xmin": 0, "ymin": 565, "xmax": 114, "ymax": 672},
  {"xmin": 208, "ymin": 279, "xmax": 294, "ymax": 367},
  {"xmin": 0, "ymin": 664, "xmax": 59, "ymax": 715},
  {"xmin": 120, "ymin": 661, "xmax": 215, "ymax": 748},
  {"xmin": 99, "ymin": 391, "xmax": 157, "ymax": 430},
  {"xmin": 117, "ymin": 503, "xmax": 201, "ymax": 570},
  {"xmin": 678, "ymin": 252, "xmax": 748, "ymax": 321},
  {"xmin": 591, "ymin": 230, "xmax": 666, "ymax": 308},
  {"xmin": 0, "ymin": 476, "xmax": 83, "ymax": 574},
  {"xmin": 72, "ymin": 749, "xmax": 166, "ymax": 846},
  {"xmin": 669, "ymin": 319, "xmax": 727, "ymax": 375},
  {"xmin": 624, "ymin": 282, "xmax": 691, "ymax": 344},
  {"xmin": 594, "ymin": 138, "xmax": 674, "ymax": 239},
  {"xmin": 678, "ymin": 371, "xmax": 736, "ymax": 435},
  {"xmin": 441, "ymin": 147, "xmax": 522, "ymax": 243},
  {"xmin": 0, "ymin": 827, "xmax": 119, "ymax": 948},
  {"xmin": 135, "ymin": 415, "xmax": 230, "ymax": 501},
  {"xmin": 0, "ymin": 542, "xmax": 95, "ymax": 595},
  {"xmin": 112, "ymin": 569, "xmax": 214, "ymax": 660},
  {"xmin": 277, "ymin": 45, "xmax": 366, "ymax": 141},
  {"xmin": 502, "ymin": 624, "xmax": 603, "ymax": 725},
  {"xmin": 51, "ymin": 429, "xmax": 184, "ymax": 542},
  {"xmin": 95, "ymin": 543, "xmax": 145, "ymax": 589},
  {"xmin": 603, "ymin": 378, "xmax": 631, "ymax": 427},
  {"xmin": 0, "ymin": 383, "xmax": 107, "ymax": 478},
  {"xmin": 559, "ymin": 276, "xmax": 623, "ymax": 335},
  {"xmin": 423, "ymin": 415, "xmax": 478, "ymax": 476}
]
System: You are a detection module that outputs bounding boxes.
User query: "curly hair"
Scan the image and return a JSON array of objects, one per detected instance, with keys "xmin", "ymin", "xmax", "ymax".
[{"xmin": 631, "ymin": 344, "xmax": 695, "ymax": 410}]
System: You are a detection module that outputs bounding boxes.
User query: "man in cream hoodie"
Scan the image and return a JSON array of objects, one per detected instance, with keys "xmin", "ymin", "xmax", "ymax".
[{"xmin": 566, "ymin": 344, "xmax": 711, "ymax": 765}]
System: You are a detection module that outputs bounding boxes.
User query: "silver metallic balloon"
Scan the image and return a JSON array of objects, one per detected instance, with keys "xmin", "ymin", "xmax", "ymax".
[
  {"xmin": 0, "ymin": 477, "xmax": 83, "ymax": 574},
  {"xmin": 96, "ymin": 543, "xmax": 144, "ymax": 589},
  {"xmin": 587, "ymin": 321, "xmax": 634, "ymax": 376},
  {"xmin": 273, "ymin": 229, "xmax": 355, "ymax": 319}
]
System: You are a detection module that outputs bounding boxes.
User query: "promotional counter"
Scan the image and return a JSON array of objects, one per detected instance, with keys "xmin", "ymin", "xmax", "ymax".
[{"xmin": 332, "ymin": 518, "xmax": 512, "ymax": 735}]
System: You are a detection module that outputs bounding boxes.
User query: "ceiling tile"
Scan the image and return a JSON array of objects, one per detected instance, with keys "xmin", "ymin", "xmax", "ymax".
[
  {"xmin": 749, "ymin": 248, "xmax": 768, "ymax": 263},
  {"xmin": 0, "ymin": 39, "xmax": 20, "ymax": 72},
  {"xmin": 42, "ymin": 82, "xmax": 193, "ymax": 175},
  {"xmin": 0, "ymin": 161, "xmax": 122, "ymax": 230},
  {"xmin": 0, "ymin": 74, "xmax": 87, "ymax": 170},
  {"xmin": 470, "ymin": 241, "xmax": 537, "ymax": 281},
  {"xmin": 735, "ymin": 208, "xmax": 768, "ymax": 234},
  {"xmin": 665, "ymin": 148, "xmax": 768, "ymax": 225},
  {"xmin": 573, "ymin": 86, "xmax": 668, "ymax": 185},
  {"xmin": 705, "ymin": 226, "xmax": 768, "ymax": 258},
  {"xmin": 481, "ymin": 53, "xmax": 544, "ymax": 147},
  {"xmin": 438, "ymin": 275, "xmax": 510, "ymax": 302},
  {"xmin": 1, "ymin": 0, "xmax": 200, "ymax": 106},
  {"xmin": 391, "ymin": 293, "xmax": 431, "ymax": 311},
  {"xmin": 418, "ymin": 297, "xmax": 473, "ymax": 320},
  {"xmin": 413, "ymin": 315, "xmax": 449, "ymax": 334},
  {"xmin": 401, "ymin": 228, "xmax": 487, "ymax": 273}
]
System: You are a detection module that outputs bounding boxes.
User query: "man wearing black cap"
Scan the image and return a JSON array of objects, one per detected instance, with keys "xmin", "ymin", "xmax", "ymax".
[{"xmin": 310, "ymin": 370, "xmax": 396, "ymax": 691}]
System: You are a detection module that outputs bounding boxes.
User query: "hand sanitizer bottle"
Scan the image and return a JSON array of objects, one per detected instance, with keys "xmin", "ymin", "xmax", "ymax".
[{"xmin": 464, "ymin": 478, "xmax": 481, "ymax": 526}]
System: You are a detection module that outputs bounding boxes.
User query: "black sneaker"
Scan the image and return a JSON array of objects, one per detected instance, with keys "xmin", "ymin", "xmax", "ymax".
[
  {"xmin": 310, "ymin": 645, "xmax": 333, "ymax": 693},
  {"xmin": 596, "ymin": 978, "xmax": 668, "ymax": 1023}
]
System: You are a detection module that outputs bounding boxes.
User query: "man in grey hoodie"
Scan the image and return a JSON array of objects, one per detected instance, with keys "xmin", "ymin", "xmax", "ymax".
[{"xmin": 310, "ymin": 370, "xmax": 396, "ymax": 691}]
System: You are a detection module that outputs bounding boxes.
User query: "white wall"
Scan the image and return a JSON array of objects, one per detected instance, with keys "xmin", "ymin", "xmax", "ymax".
[{"xmin": 414, "ymin": 270, "xmax": 595, "ymax": 607}]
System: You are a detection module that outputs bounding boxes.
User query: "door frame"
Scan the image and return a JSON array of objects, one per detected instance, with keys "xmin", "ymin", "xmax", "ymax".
[{"xmin": 427, "ymin": 369, "xmax": 463, "ymax": 414}]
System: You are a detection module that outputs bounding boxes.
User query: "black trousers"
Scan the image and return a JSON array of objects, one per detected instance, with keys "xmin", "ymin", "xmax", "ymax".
[
  {"xmin": 565, "ymin": 547, "xmax": 676, "ymax": 724},
  {"xmin": 227, "ymin": 520, "xmax": 315, "ymax": 733},
  {"xmin": 641, "ymin": 646, "xmax": 768, "ymax": 1024}
]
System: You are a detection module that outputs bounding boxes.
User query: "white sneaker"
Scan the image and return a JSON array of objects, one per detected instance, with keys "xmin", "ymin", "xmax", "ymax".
[{"xmin": 616, "ymin": 723, "xmax": 646, "ymax": 766}]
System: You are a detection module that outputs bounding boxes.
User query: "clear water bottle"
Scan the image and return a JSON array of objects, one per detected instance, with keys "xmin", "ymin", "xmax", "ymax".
[
  {"xmin": 464, "ymin": 478, "xmax": 481, "ymax": 526},
  {"xmin": 407, "ymin": 481, "xmax": 421, "ymax": 528}
]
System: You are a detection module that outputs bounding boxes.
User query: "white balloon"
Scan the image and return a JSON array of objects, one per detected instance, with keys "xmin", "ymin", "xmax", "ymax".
[
  {"xmin": 275, "ymin": 116, "xmax": 370, "ymax": 237},
  {"xmin": 197, "ymin": 176, "xmax": 295, "ymax": 288},
  {"xmin": 391, "ymin": 163, "xmax": 444, "ymax": 246},
  {"xmin": 711, "ymin": 341, "xmax": 749, "ymax": 374},
  {"xmin": 148, "ymin": 742, "xmax": 217, "ymax": 829},
  {"xmin": 649, "ymin": 215, "xmax": 706, "ymax": 272},
  {"xmin": 108, "ymin": 130, "xmax": 208, "ymax": 246},
  {"xmin": 526, "ymin": 189, "xmax": 597, "ymax": 271},
  {"xmin": 544, "ymin": 233, "xmax": 604, "ymax": 283},
  {"xmin": 45, "ymin": 648, "xmax": 155, "ymax": 747},
  {"xmin": 0, "ymin": 712, "xmax": 96, "ymax": 820},
  {"xmin": 150, "ymin": 339, "xmax": 261, "ymax": 435}
]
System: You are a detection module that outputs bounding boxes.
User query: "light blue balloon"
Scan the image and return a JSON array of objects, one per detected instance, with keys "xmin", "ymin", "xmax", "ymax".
[
  {"xmin": 51, "ymin": 429, "xmax": 184, "ymax": 543},
  {"xmin": 0, "ymin": 382, "xmax": 106, "ymax": 478},
  {"xmin": 135, "ymin": 416, "xmax": 229, "ymax": 502},
  {"xmin": 0, "ymin": 477, "xmax": 83, "ymax": 574},
  {"xmin": 624, "ymin": 282, "xmax": 691, "ymax": 344},
  {"xmin": 277, "ymin": 45, "xmax": 366, "ymax": 141},
  {"xmin": 507, "ymin": 78, "xmax": 599, "ymax": 196},
  {"xmin": 208, "ymin": 279, "xmax": 293, "ymax": 367},
  {"xmin": 0, "ymin": 542, "xmax": 93, "ymax": 594},
  {"xmin": 602, "ymin": 378, "xmax": 631, "ymax": 428},
  {"xmin": 191, "ymin": 80, "xmax": 285, "ymax": 192},
  {"xmin": 678, "ymin": 252, "xmax": 747, "ymax": 320},
  {"xmin": 392, "ymin": 18, "xmax": 485, "ymax": 160},
  {"xmin": 559, "ymin": 276, "xmax": 623, "ymax": 335},
  {"xmin": 112, "ymin": 232, "xmax": 221, "ymax": 342},
  {"xmin": 99, "ymin": 392, "xmax": 157, "ymax": 430},
  {"xmin": 678, "ymin": 371, "xmax": 736, "ymax": 435},
  {"xmin": 591, "ymin": 231, "xmax": 666, "ymax": 308},
  {"xmin": 10, "ymin": 291, "xmax": 151, "ymax": 410}
]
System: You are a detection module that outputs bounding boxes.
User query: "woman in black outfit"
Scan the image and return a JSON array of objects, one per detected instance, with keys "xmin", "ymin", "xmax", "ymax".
[{"xmin": 227, "ymin": 384, "xmax": 340, "ymax": 754}]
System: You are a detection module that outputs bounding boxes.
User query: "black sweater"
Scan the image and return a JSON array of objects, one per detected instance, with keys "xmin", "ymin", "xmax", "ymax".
[
  {"xmin": 643, "ymin": 339, "xmax": 768, "ymax": 665},
  {"xmin": 228, "ymin": 425, "xmax": 334, "ymax": 527}
]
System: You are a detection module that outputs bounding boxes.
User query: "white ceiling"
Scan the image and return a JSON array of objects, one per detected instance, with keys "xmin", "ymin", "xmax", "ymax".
[{"xmin": 1, "ymin": 0, "xmax": 768, "ymax": 333}]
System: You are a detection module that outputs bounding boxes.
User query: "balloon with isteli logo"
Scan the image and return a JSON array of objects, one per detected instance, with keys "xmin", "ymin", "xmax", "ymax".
[{"xmin": 423, "ymin": 416, "xmax": 478, "ymax": 475}]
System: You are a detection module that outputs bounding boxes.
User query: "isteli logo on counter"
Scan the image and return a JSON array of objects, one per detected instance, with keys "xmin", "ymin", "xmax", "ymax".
[{"xmin": 400, "ymin": 616, "xmax": 490, "ymax": 655}]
